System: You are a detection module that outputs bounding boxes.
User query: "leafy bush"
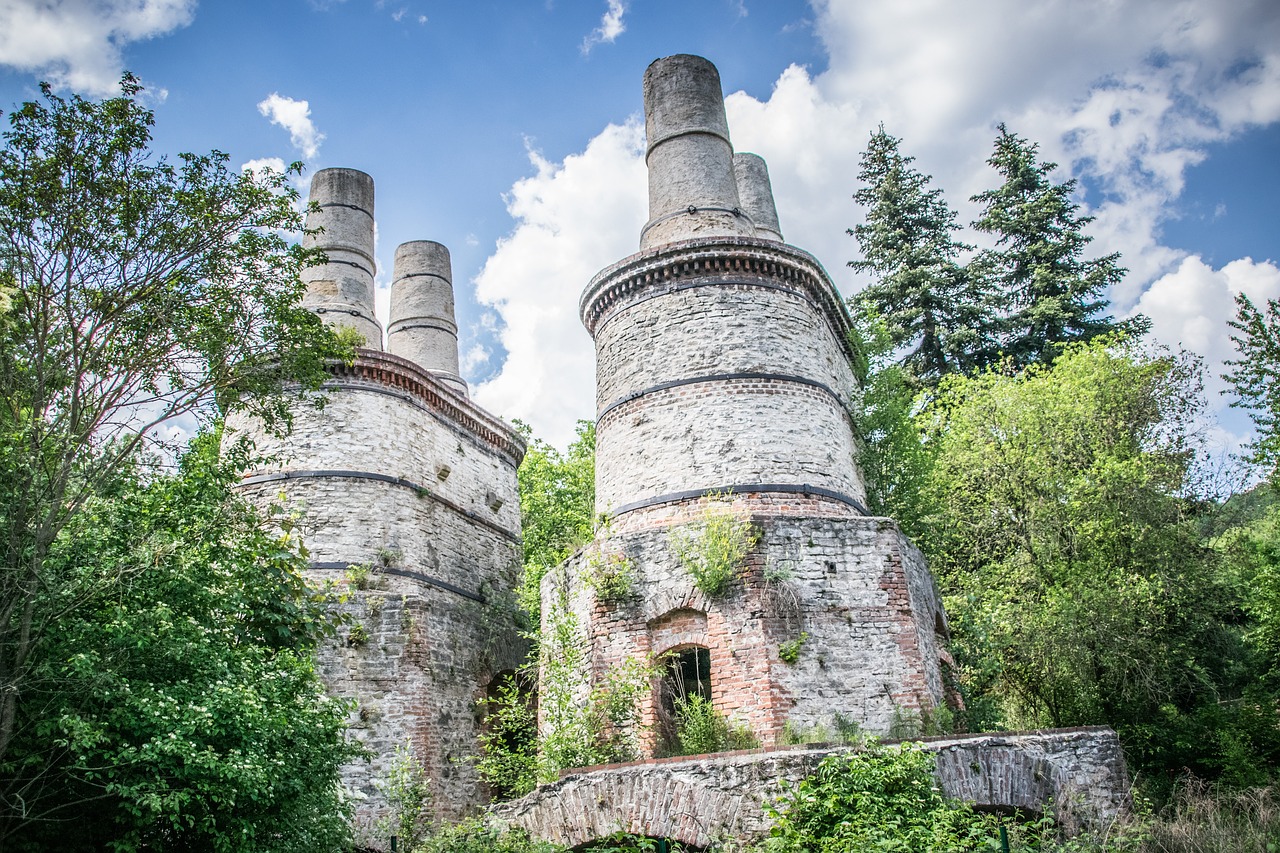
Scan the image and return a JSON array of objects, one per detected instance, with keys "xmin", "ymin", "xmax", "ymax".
[
  {"xmin": 416, "ymin": 818, "xmax": 564, "ymax": 853},
  {"xmin": 778, "ymin": 633, "xmax": 808, "ymax": 665},
  {"xmin": 760, "ymin": 742, "xmax": 998, "ymax": 852},
  {"xmin": 476, "ymin": 675, "xmax": 540, "ymax": 801},
  {"xmin": 667, "ymin": 694, "xmax": 759, "ymax": 756},
  {"xmin": 670, "ymin": 497, "xmax": 760, "ymax": 597}
]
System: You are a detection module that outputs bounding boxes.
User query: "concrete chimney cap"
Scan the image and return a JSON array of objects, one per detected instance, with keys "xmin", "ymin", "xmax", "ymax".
[{"xmin": 308, "ymin": 168, "xmax": 375, "ymax": 216}]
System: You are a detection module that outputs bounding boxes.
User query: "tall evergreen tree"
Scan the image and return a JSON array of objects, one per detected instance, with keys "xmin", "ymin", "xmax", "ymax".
[
  {"xmin": 1226, "ymin": 292, "xmax": 1280, "ymax": 482},
  {"xmin": 970, "ymin": 124, "xmax": 1146, "ymax": 367},
  {"xmin": 849, "ymin": 128, "xmax": 996, "ymax": 386}
]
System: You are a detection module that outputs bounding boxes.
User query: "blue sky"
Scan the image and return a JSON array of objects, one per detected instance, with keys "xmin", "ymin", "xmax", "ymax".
[{"xmin": 1, "ymin": 0, "xmax": 1278, "ymax": 464}]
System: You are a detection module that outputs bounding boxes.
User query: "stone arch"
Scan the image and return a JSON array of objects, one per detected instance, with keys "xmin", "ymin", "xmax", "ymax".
[{"xmin": 498, "ymin": 763, "xmax": 767, "ymax": 850}]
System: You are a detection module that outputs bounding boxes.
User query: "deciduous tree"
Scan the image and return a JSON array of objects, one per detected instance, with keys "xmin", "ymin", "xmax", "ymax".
[{"xmin": 0, "ymin": 77, "xmax": 348, "ymax": 780}]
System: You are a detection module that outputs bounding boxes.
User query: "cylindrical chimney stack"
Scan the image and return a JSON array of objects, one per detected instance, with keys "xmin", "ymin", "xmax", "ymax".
[
  {"xmin": 639, "ymin": 54, "xmax": 755, "ymax": 250},
  {"xmin": 301, "ymin": 168, "xmax": 383, "ymax": 349},
  {"xmin": 387, "ymin": 241, "xmax": 467, "ymax": 396},
  {"xmin": 733, "ymin": 153, "xmax": 783, "ymax": 242}
]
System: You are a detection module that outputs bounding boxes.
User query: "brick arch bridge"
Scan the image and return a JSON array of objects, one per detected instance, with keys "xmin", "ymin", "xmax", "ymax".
[{"xmin": 489, "ymin": 728, "xmax": 1130, "ymax": 850}]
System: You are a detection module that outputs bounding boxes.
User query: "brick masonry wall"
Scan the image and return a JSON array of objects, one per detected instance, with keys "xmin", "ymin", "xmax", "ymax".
[
  {"xmin": 540, "ymin": 510, "xmax": 947, "ymax": 750},
  {"xmin": 490, "ymin": 727, "xmax": 1131, "ymax": 849}
]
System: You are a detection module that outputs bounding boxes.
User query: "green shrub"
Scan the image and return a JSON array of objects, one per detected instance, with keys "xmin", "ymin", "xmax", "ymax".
[
  {"xmin": 585, "ymin": 548, "xmax": 637, "ymax": 602},
  {"xmin": 476, "ymin": 676, "xmax": 539, "ymax": 801},
  {"xmin": 762, "ymin": 742, "xmax": 998, "ymax": 852},
  {"xmin": 778, "ymin": 632, "xmax": 808, "ymax": 665},
  {"xmin": 669, "ymin": 694, "xmax": 759, "ymax": 756},
  {"xmin": 415, "ymin": 818, "xmax": 564, "ymax": 853},
  {"xmin": 670, "ymin": 497, "xmax": 760, "ymax": 597}
]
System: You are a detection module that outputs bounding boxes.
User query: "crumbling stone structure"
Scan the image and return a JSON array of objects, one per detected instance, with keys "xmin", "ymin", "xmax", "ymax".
[
  {"xmin": 225, "ymin": 168, "xmax": 526, "ymax": 830},
  {"xmin": 543, "ymin": 54, "xmax": 952, "ymax": 752}
]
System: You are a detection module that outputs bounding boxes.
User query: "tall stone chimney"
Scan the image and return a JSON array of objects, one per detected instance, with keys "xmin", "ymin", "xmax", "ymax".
[
  {"xmin": 733, "ymin": 153, "xmax": 784, "ymax": 242},
  {"xmin": 551, "ymin": 54, "xmax": 951, "ymax": 752},
  {"xmin": 387, "ymin": 240, "xmax": 468, "ymax": 397},
  {"xmin": 639, "ymin": 54, "xmax": 755, "ymax": 250},
  {"xmin": 300, "ymin": 168, "xmax": 383, "ymax": 349}
]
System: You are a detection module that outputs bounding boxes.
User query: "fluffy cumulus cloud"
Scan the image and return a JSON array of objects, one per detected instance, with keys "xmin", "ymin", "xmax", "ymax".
[
  {"xmin": 470, "ymin": 122, "xmax": 646, "ymax": 447},
  {"xmin": 582, "ymin": 0, "xmax": 627, "ymax": 55},
  {"xmin": 476, "ymin": 0, "xmax": 1280, "ymax": 447},
  {"xmin": 257, "ymin": 93, "xmax": 325, "ymax": 160},
  {"xmin": 0, "ymin": 0, "xmax": 195, "ymax": 94},
  {"xmin": 1132, "ymin": 256, "xmax": 1280, "ymax": 401}
]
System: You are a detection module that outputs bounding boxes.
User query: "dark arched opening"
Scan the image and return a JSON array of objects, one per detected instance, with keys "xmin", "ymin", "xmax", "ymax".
[{"xmin": 656, "ymin": 645, "xmax": 711, "ymax": 754}]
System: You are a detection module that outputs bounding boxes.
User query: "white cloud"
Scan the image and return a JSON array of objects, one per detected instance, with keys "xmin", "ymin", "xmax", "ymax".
[
  {"xmin": 581, "ymin": 0, "xmax": 626, "ymax": 55},
  {"xmin": 0, "ymin": 0, "xmax": 196, "ymax": 94},
  {"xmin": 257, "ymin": 93, "xmax": 325, "ymax": 160},
  {"xmin": 240, "ymin": 156, "xmax": 288, "ymax": 177},
  {"xmin": 474, "ymin": 0, "xmax": 1280, "ymax": 448},
  {"xmin": 1132, "ymin": 256, "xmax": 1280, "ymax": 402},
  {"xmin": 471, "ymin": 122, "xmax": 646, "ymax": 448}
]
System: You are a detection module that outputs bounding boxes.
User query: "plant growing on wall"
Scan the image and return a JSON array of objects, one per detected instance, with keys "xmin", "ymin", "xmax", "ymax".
[
  {"xmin": 536, "ymin": 584, "xmax": 659, "ymax": 781},
  {"xmin": 778, "ymin": 632, "xmax": 808, "ymax": 665},
  {"xmin": 375, "ymin": 741, "xmax": 433, "ymax": 851},
  {"xmin": 669, "ymin": 496, "xmax": 760, "ymax": 597},
  {"xmin": 476, "ymin": 674, "xmax": 539, "ymax": 800},
  {"xmin": 584, "ymin": 547, "xmax": 637, "ymax": 602}
]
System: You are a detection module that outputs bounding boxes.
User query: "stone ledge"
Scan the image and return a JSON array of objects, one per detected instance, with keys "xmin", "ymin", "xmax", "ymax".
[{"xmin": 491, "ymin": 727, "xmax": 1129, "ymax": 849}]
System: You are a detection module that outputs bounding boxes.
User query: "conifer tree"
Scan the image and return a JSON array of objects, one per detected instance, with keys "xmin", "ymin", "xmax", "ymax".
[
  {"xmin": 970, "ymin": 124, "xmax": 1146, "ymax": 366},
  {"xmin": 849, "ymin": 128, "xmax": 996, "ymax": 386}
]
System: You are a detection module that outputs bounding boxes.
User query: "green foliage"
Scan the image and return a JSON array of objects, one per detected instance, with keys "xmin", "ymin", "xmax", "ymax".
[
  {"xmin": 1225, "ymin": 292, "xmax": 1280, "ymax": 482},
  {"xmin": 778, "ymin": 632, "xmax": 808, "ymax": 665},
  {"xmin": 849, "ymin": 126, "xmax": 994, "ymax": 385},
  {"xmin": 476, "ymin": 675, "xmax": 540, "ymax": 801},
  {"xmin": 669, "ymin": 496, "xmax": 760, "ymax": 597},
  {"xmin": 667, "ymin": 694, "xmax": 759, "ymax": 757},
  {"xmin": 1, "ymin": 432, "xmax": 359, "ymax": 851},
  {"xmin": 921, "ymin": 339, "xmax": 1273, "ymax": 784},
  {"xmin": 585, "ymin": 833, "xmax": 689, "ymax": 852},
  {"xmin": 0, "ymin": 77, "xmax": 351, "ymax": 842},
  {"xmin": 415, "ymin": 818, "xmax": 565, "ymax": 853},
  {"xmin": 760, "ymin": 742, "xmax": 998, "ymax": 852},
  {"xmin": 347, "ymin": 621, "xmax": 370, "ymax": 646},
  {"xmin": 536, "ymin": 587, "xmax": 657, "ymax": 780},
  {"xmin": 515, "ymin": 420, "xmax": 597, "ymax": 618},
  {"xmin": 346, "ymin": 562, "xmax": 375, "ymax": 589},
  {"xmin": 848, "ymin": 313, "xmax": 935, "ymax": 539},
  {"xmin": 584, "ymin": 547, "xmax": 637, "ymax": 602},
  {"xmin": 779, "ymin": 714, "xmax": 865, "ymax": 748},
  {"xmin": 378, "ymin": 740, "xmax": 434, "ymax": 851},
  {"xmin": 970, "ymin": 124, "xmax": 1148, "ymax": 367}
]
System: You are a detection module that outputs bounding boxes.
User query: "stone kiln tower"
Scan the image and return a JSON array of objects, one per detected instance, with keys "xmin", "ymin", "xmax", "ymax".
[
  {"xmin": 545, "ymin": 55, "xmax": 952, "ymax": 749},
  {"xmin": 226, "ymin": 168, "xmax": 526, "ymax": 827}
]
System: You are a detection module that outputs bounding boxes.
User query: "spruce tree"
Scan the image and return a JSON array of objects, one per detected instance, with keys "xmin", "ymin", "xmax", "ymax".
[
  {"xmin": 849, "ymin": 128, "xmax": 995, "ymax": 386},
  {"xmin": 971, "ymin": 124, "xmax": 1146, "ymax": 366}
]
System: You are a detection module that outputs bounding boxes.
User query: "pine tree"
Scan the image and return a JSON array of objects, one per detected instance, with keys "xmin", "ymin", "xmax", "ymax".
[
  {"xmin": 970, "ymin": 124, "xmax": 1147, "ymax": 366},
  {"xmin": 849, "ymin": 128, "xmax": 995, "ymax": 386}
]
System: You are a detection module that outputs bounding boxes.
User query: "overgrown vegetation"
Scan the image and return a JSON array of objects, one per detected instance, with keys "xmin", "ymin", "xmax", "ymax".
[
  {"xmin": 669, "ymin": 495, "xmax": 760, "ymax": 597},
  {"xmin": 665, "ymin": 694, "xmax": 759, "ymax": 757}
]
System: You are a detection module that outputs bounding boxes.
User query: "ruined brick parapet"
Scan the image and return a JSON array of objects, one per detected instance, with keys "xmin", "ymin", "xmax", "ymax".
[{"xmin": 543, "ymin": 512, "xmax": 949, "ymax": 748}]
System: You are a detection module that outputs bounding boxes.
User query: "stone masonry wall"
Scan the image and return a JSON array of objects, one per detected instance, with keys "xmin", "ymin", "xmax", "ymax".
[
  {"xmin": 541, "ymin": 508, "xmax": 947, "ymax": 750},
  {"xmin": 582, "ymin": 237, "xmax": 865, "ymax": 516},
  {"xmin": 490, "ymin": 727, "xmax": 1131, "ymax": 849},
  {"xmin": 225, "ymin": 353, "xmax": 525, "ymax": 828}
]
